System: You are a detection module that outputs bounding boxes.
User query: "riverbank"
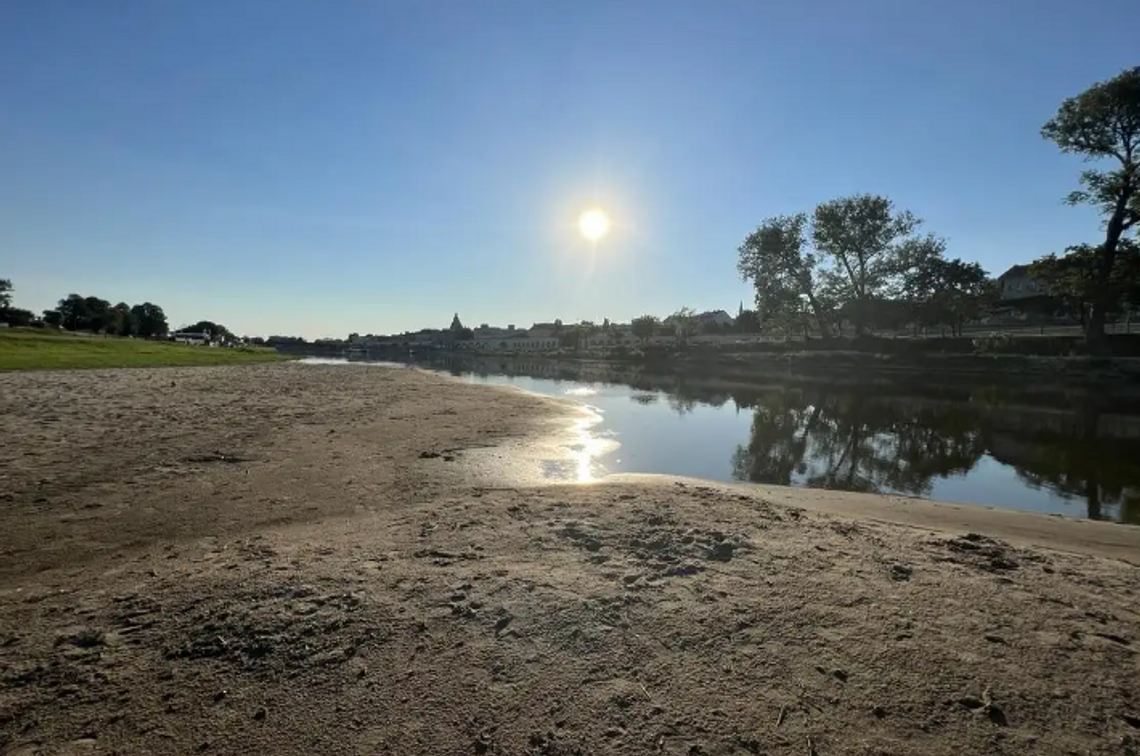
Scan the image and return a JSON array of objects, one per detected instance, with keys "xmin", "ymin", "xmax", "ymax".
[
  {"xmin": 2, "ymin": 364, "xmax": 1138, "ymax": 755},
  {"xmin": 339, "ymin": 346, "xmax": 1140, "ymax": 393},
  {"xmin": 0, "ymin": 328, "xmax": 288, "ymax": 370}
]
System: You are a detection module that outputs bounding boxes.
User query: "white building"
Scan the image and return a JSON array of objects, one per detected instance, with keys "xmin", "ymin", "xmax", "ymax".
[{"xmin": 458, "ymin": 324, "xmax": 559, "ymax": 352}]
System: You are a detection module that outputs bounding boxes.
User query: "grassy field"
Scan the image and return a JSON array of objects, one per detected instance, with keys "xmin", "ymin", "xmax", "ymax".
[{"xmin": 0, "ymin": 328, "xmax": 291, "ymax": 370}]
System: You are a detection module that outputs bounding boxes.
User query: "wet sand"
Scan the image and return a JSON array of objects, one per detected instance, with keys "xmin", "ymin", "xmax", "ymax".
[{"xmin": 1, "ymin": 363, "xmax": 1138, "ymax": 755}]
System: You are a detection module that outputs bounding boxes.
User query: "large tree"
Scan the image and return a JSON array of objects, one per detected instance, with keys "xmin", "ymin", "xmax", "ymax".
[
  {"xmin": 56, "ymin": 294, "xmax": 90, "ymax": 331},
  {"xmin": 56, "ymin": 294, "xmax": 112, "ymax": 332},
  {"xmin": 130, "ymin": 302, "xmax": 168, "ymax": 338},
  {"xmin": 813, "ymin": 194, "xmax": 942, "ymax": 335},
  {"xmin": 1042, "ymin": 66, "xmax": 1140, "ymax": 350},
  {"xmin": 83, "ymin": 296, "xmax": 112, "ymax": 332},
  {"xmin": 737, "ymin": 213, "xmax": 833, "ymax": 337},
  {"xmin": 0, "ymin": 279, "xmax": 12, "ymax": 311},
  {"xmin": 738, "ymin": 198, "xmax": 944, "ymax": 337}
]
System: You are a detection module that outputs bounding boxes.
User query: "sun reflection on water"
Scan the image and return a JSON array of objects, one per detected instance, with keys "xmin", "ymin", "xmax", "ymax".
[{"xmin": 568, "ymin": 405, "xmax": 617, "ymax": 483}]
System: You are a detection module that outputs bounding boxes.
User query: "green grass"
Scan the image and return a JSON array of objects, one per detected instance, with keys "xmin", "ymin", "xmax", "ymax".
[{"xmin": 0, "ymin": 328, "xmax": 292, "ymax": 371}]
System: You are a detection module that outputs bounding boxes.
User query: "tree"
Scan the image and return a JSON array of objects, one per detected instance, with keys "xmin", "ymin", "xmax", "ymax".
[
  {"xmin": 737, "ymin": 213, "xmax": 833, "ymax": 338},
  {"xmin": 630, "ymin": 315, "xmax": 660, "ymax": 344},
  {"xmin": 108, "ymin": 302, "xmax": 133, "ymax": 336},
  {"xmin": 1029, "ymin": 240, "xmax": 1140, "ymax": 324},
  {"xmin": 1041, "ymin": 66, "xmax": 1140, "ymax": 350},
  {"xmin": 41, "ymin": 310, "xmax": 63, "ymax": 328},
  {"xmin": 130, "ymin": 302, "xmax": 168, "ymax": 338},
  {"xmin": 902, "ymin": 249, "xmax": 994, "ymax": 335},
  {"xmin": 558, "ymin": 325, "xmax": 581, "ymax": 350},
  {"xmin": 83, "ymin": 296, "xmax": 112, "ymax": 332},
  {"xmin": 935, "ymin": 259, "xmax": 994, "ymax": 335},
  {"xmin": 0, "ymin": 279, "xmax": 31, "ymax": 326},
  {"xmin": 578, "ymin": 320, "xmax": 597, "ymax": 347},
  {"xmin": 1, "ymin": 308, "xmax": 34, "ymax": 327},
  {"xmin": 740, "ymin": 197, "xmax": 949, "ymax": 338},
  {"xmin": 56, "ymin": 294, "xmax": 89, "ymax": 331},
  {"xmin": 669, "ymin": 307, "xmax": 698, "ymax": 344},
  {"xmin": 735, "ymin": 309, "xmax": 760, "ymax": 334},
  {"xmin": 184, "ymin": 320, "xmax": 233, "ymax": 341},
  {"xmin": 813, "ymin": 194, "xmax": 939, "ymax": 335}
]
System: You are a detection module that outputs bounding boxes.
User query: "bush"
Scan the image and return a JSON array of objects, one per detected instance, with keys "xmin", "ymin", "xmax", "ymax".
[{"xmin": 972, "ymin": 332, "xmax": 1016, "ymax": 355}]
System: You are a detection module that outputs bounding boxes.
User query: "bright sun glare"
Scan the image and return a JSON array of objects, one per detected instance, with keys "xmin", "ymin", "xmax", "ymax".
[{"xmin": 578, "ymin": 208, "xmax": 610, "ymax": 242}]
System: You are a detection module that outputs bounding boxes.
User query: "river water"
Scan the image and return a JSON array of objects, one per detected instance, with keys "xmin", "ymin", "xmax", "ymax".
[{"xmin": 313, "ymin": 356, "xmax": 1140, "ymax": 524}]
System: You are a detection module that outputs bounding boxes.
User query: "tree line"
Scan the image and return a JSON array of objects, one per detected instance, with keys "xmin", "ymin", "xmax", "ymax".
[
  {"xmin": 47, "ymin": 294, "xmax": 169, "ymax": 337},
  {"xmin": 542, "ymin": 308, "xmax": 757, "ymax": 349},
  {"xmin": 736, "ymin": 66, "xmax": 1140, "ymax": 351},
  {"xmin": 0, "ymin": 279, "xmax": 237, "ymax": 342}
]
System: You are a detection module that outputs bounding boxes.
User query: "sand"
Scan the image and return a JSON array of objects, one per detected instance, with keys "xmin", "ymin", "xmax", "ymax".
[{"xmin": 1, "ymin": 363, "xmax": 1138, "ymax": 756}]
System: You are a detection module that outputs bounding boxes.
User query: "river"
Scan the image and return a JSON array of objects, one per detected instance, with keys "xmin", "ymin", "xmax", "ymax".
[{"xmin": 312, "ymin": 355, "xmax": 1140, "ymax": 524}]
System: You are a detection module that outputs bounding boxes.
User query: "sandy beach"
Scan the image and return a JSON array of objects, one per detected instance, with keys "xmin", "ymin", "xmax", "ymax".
[{"xmin": 1, "ymin": 363, "xmax": 1138, "ymax": 756}]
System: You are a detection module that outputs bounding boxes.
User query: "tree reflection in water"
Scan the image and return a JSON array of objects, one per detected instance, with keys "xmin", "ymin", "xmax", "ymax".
[
  {"xmin": 402, "ymin": 353, "xmax": 1140, "ymax": 524},
  {"xmin": 730, "ymin": 388, "xmax": 984, "ymax": 496},
  {"xmin": 729, "ymin": 385, "xmax": 1140, "ymax": 523}
]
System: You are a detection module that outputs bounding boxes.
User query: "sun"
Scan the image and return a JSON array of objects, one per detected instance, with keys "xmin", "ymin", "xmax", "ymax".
[{"xmin": 578, "ymin": 208, "xmax": 610, "ymax": 242}]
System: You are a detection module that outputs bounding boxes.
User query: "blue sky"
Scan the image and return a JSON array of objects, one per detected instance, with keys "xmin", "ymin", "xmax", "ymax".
[{"xmin": 1, "ymin": 1, "xmax": 1134, "ymax": 338}]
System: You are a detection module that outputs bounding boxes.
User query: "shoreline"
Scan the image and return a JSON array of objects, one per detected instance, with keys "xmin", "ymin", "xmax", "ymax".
[
  {"xmin": 2, "ymin": 363, "xmax": 1139, "ymax": 754},
  {"xmin": 311, "ymin": 345, "xmax": 1140, "ymax": 390},
  {"xmin": 606, "ymin": 475, "xmax": 1140, "ymax": 564}
]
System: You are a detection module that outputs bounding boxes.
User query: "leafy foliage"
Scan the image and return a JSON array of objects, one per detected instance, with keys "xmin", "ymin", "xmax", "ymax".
[
  {"xmin": 901, "ymin": 254, "xmax": 995, "ymax": 335},
  {"xmin": 630, "ymin": 315, "xmax": 660, "ymax": 343},
  {"xmin": 812, "ymin": 194, "xmax": 926, "ymax": 334},
  {"xmin": 737, "ymin": 213, "xmax": 832, "ymax": 337},
  {"xmin": 1041, "ymin": 66, "xmax": 1140, "ymax": 347},
  {"xmin": 738, "ymin": 196, "xmax": 959, "ymax": 337},
  {"xmin": 108, "ymin": 303, "xmax": 133, "ymax": 336},
  {"xmin": 2, "ymin": 308, "xmax": 35, "ymax": 327},
  {"xmin": 182, "ymin": 320, "xmax": 234, "ymax": 341},
  {"xmin": 1029, "ymin": 240, "xmax": 1140, "ymax": 321},
  {"xmin": 130, "ymin": 303, "xmax": 169, "ymax": 338},
  {"xmin": 56, "ymin": 294, "xmax": 108, "ymax": 331},
  {"xmin": 0, "ymin": 279, "xmax": 12, "ymax": 311},
  {"xmin": 735, "ymin": 309, "xmax": 760, "ymax": 333},
  {"xmin": 669, "ymin": 307, "xmax": 698, "ymax": 344}
]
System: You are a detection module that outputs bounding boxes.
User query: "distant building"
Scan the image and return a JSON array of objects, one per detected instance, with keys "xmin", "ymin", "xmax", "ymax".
[
  {"xmin": 662, "ymin": 309, "xmax": 735, "ymax": 333},
  {"xmin": 997, "ymin": 265, "xmax": 1047, "ymax": 302},
  {"xmin": 696, "ymin": 309, "xmax": 735, "ymax": 330},
  {"xmin": 171, "ymin": 331, "xmax": 211, "ymax": 345},
  {"xmin": 459, "ymin": 323, "xmax": 559, "ymax": 352}
]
